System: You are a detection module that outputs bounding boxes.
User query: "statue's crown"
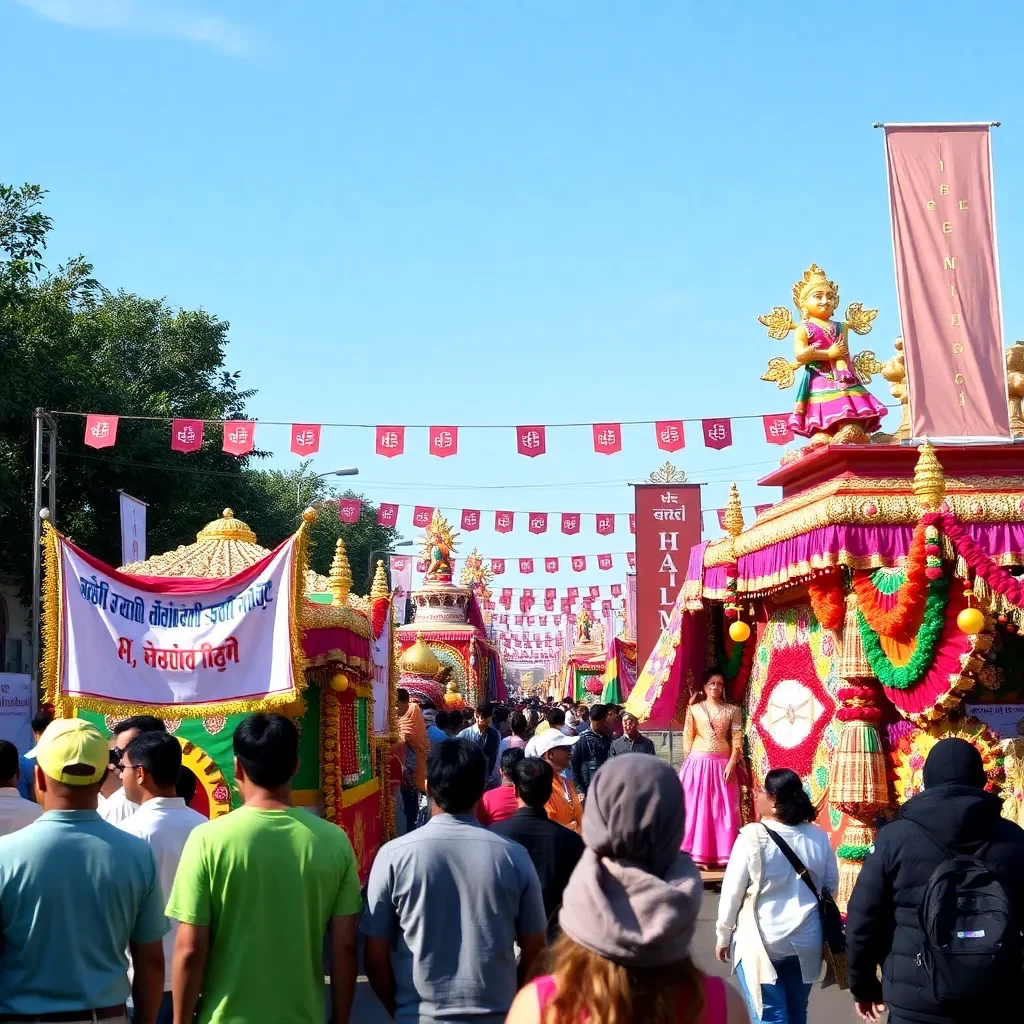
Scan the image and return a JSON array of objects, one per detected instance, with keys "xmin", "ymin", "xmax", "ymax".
[{"xmin": 792, "ymin": 263, "xmax": 838, "ymax": 311}]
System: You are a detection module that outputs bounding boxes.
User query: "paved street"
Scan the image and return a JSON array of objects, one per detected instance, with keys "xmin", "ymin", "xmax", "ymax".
[{"xmin": 345, "ymin": 887, "xmax": 873, "ymax": 1021}]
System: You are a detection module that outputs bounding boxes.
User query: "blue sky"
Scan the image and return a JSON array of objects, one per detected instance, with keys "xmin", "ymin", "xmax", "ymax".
[{"xmin": 4, "ymin": 0, "xmax": 1023, "ymax": 600}]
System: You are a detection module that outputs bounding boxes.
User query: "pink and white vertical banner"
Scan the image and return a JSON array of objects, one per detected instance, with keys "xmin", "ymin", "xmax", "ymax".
[
  {"xmin": 371, "ymin": 606, "xmax": 392, "ymax": 733},
  {"xmin": 389, "ymin": 555, "xmax": 412, "ymax": 624},
  {"xmin": 883, "ymin": 124, "xmax": 1010, "ymax": 440}
]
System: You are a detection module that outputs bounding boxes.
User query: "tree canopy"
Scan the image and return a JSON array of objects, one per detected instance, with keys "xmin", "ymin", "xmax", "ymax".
[{"xmin": 0, "ymin": 184, "xmax": 397, "ymax": 598}]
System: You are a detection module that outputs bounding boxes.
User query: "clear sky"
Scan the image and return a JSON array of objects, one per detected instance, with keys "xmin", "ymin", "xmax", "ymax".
[{"xmin": 4, "ymin": 0, "xmax": 1023, "ymax": 602}]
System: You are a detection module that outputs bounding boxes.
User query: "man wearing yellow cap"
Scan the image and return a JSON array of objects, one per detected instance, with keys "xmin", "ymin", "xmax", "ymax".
[{"xmin": 0, "ymin": 719, "xmax": 169, "ymax": 1024}]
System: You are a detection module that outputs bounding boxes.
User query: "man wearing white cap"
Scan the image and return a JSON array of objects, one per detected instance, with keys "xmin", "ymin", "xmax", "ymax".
[
  {"xmin": 535, "ymin": 729, "xmax": 584, "ymax": 834},
  {"xmin": 0, "ymin": 719, "xmax": 168, "ymax": 1024}
]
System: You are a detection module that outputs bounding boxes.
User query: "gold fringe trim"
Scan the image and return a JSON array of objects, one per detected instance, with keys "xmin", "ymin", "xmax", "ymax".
[
  {"xmin": 40, "ymin": 522, "xmax": 62, "ymax": 710},
  {"xmin": 289, "ymin": 517, "xmax": 312, "ymax": 705},
  {"xmin": 61, "ymin": 689, "xmax": 308, "ymax": 720}
]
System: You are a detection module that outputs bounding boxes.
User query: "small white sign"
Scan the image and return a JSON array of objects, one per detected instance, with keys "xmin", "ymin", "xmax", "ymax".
[{"xmin": 965, "ymin": 703, "xmax": 1024, "ymax": 739}]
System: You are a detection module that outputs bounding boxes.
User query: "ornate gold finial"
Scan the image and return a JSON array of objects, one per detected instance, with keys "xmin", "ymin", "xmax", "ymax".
[
  {"xmin": 648, "ymin": 461, "xmax": 688, "ymax": 484},
  {"xmin": 723, "ymin": 483, "xmax": 745, "ymax": 537},
  {"xmin": 370, "ymin": 559, "xmax": 389, "ymax": 600},
  {"xmin": 328, "ymin": 537, "xmax": 352, "ymax": 606},
  {"xmin": 913, "ymin": 443, "xmax": 945, "ymax": 512},
  {"xmin": 302, "ymin": 507, "xmax": 317, "ymax": 524},
  {"xmin": 223, "ymin": 508, "xmax": 234, "ymax": 519}
]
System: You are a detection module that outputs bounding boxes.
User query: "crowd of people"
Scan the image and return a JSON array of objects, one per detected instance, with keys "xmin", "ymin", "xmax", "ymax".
[{"xmin": 2, "ymin": 693, "xmax": 1024, "ymax": 1023}]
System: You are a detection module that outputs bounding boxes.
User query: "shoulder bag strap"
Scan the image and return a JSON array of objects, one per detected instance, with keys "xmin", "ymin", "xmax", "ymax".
[{"xmin": 762, "ymin": 825, "xmax": 820, "ymax": 901}]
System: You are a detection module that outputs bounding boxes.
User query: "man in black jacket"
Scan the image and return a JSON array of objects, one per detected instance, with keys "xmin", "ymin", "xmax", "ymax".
[
  {"xmin": 491, "ymin": 757, "xmax": 584, "ymax": 939},
  {"xmin": 570, "ymin": 704, "xmax": 613, "ymax": 797},
  {"xmin": 846, "ymin": 737, "xmax": 1024, "ymax": 1024}
]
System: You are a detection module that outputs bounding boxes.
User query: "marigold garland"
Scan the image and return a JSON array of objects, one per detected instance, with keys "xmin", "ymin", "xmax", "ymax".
[
  {"xmin": 808, "ymin": 573, "xmax": 845, "ymax": 632},
  {"xmin": 836, "ymin": 843, "xmax": 871, "ymax": 861},
  {"xmin": 853, "ymin": 523, "xmax": 928, "ymax": 637},
  {"xmin": 857, "ymin": 575, "xmax": 948, "ymax": 690}
]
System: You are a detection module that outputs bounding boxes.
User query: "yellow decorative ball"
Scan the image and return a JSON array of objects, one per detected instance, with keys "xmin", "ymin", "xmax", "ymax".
[
  {"xmin": 329, "ymin": 672, "xmax": 350, "ymax": 692},
  {"xmin": 445, "ymin": 690, "xmax": 462, "ymax": 707},
  {"xmin": 957, "ymin": 607, "xmax": 985, "ymax": 635},
  {"xmin": 728, "ymin": 620, "xmax": 751, "ymax": 643}
]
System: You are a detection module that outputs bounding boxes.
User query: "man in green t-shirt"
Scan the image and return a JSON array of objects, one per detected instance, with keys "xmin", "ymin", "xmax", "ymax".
[{"xmin": 166, "ymin": 713, "xmax": 362, "ymax": 1024}]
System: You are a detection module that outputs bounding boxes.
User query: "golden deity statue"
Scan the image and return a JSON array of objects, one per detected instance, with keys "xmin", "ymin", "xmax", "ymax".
[
  {"xmin": 760, "ymin": 264, "xmax": 889, "ymax": 446},
  {"xmin": 459, "ymin": 547, "xmax": 494, "ymax": 602},
  {"xmin": 418, "ymin": 510, "xmax": 459, "ymax": 585}
]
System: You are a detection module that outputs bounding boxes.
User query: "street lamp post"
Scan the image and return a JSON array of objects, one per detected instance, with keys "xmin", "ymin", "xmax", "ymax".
[
  {"xmin": 366, "ymin": 540, "xmax": 416, "ymax": 595},
  {"xmin": 296, "ymin": 466, "xmax": 359, "ymax": 508}
]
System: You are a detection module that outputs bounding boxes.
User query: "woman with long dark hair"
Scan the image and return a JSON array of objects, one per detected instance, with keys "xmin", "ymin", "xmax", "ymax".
[
  {"xmin": 506, "ymin": 755, "xmax": 748, "ymax": 1024},
  {"xmin": 715, "ymin": 768, "xmax": 838, "ymax": 1023}
]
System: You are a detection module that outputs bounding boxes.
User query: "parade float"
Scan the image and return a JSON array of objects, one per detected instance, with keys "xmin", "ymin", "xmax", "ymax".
[
  {"xmin": 394, "ymin": 511, "xmax": 503, "ymax": 709},
  {"xmin": 41, "ymin": 507, "xmax": 395, "ymax": 880},
  {"xmin": 627, "ymin": 259, "xmax": 1024, "ymax": 907},
  {"xmin": 562, "ymin": 604, "xmax": 608, "ymax": 702}
]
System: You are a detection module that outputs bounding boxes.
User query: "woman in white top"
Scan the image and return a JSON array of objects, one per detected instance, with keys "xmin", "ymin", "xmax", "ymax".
[{"xmin": 714, "ymin": 768, "xmax": 838, "ymax": 1024}]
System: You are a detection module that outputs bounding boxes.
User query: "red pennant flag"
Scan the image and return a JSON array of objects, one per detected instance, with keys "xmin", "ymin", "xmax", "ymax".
[
  {"xmin": 627, "ymin": 551, "xmax": 636, "ymax": 568},
  {"xmin": 540, "ymin": 616, "xmax": 548, "ymax": 626},
  {"xmin": 519, "ymin": 558, "xmax": 535, "ymax": 574},
  {"xmin": 528, "ymin": 512, "xmax": 548, "ymax": 535},
  {"xmin": 716, "ymin": 509, "xmax": 728, "ymax": 530},
  {"xmin": 418, "ymin": 558, "xmax": 431, "ymax": 572},
  {"xmin": 338, "ymin": 498, "xmax": 362, "ymax": 524},
  {"xmin": 375, "ymin": 425, "xmax": 405, "ymax": 457},
  {"xmin": 596, "ymin": 514, "xmax": 615, "ymax": 536},
  {"xmin": 561, "ymin": 598, "xmax": 571, "ymax": 611},
  {"xmin": 222, "ymin": 420, "xmax": 255, "ymax": 456},
  {"xmin": 376, "ymin": 502, "xmax": 399, "ymax": 527},
  {"xmin": 571, "ymin": 556, "xmax": 586, "ymax": 572},
  {"xmin": 545, "ymin": 588, "xmax": 556, "ymax": 601},
  {"xmin": 523, "ymin": 588, "xmax": 534, "ymax": 601},
  {"xmin": 561, "ymin": 513, "xmax": 580, "ymax": 535},
  {"xmin": 515, "ymin": 615, "xmax": 524, "ymax": 626},
  {"xmin": 762, "ymin": 413, "xmax": 794, "ymax": 446},
  {"xmin": 491, "ymin": 558, "xmax": 506, "ymax": 575},
  {"xmin": 655, "ymin": 420, "xmax": 685, "ymax": 452},
  {"xmin": 544, "ymin": 599, "xmax": 554, "ymax": 611},
  {"xmin": 501, "ymin": 588, "xmax": 512, "ymax": 602},
  {"xmin": 702, "ymin": 418, "xmax": 733, "ymax": 450},
  {"xmin": 602, "ymin": 599, "xmax": 612, "ymax": 613},
  {"xmin": 628, "ymin": 513, "xmax": 636, "ymax": 535},
  {"xmin": 597, "ymin": 554, "xmax": 613, "ymax": 570},
  {"xmin": 289, "ymin": 424, "xmax": 321, "ymax": 455},
  {"xmin": 592, "ymin": 422, "xmax": 622, "ymax": 455},
  {"xmin": 84, "ymin": 413, "xmax": 118, "ymax": 449},
  {"xmin": 516, "ymin": 425, "xmax": 547, "ymax": 457},
  {"xmin": 519, "ymin": 597, "xmax": 529, "ymax": 613},
  {"xmin": 527, "ymin": 616, "xmax": 536, "ymax": 626},
  {"xmin": 461, "ymin": 509, "xmax": 480, "ymax": 532},
  {"xmin": 171, "ymin": 418, "xmax": 203, "ymax": 453},
  {"xmin": 412, "ymin": 506, "xmax": 433, "ymax": 529},
  {"xmin": 495, "ymin": 510, "xmax": 514, "ymax": 534},
  {"xmin": 544, "ymin": 557, "xmax": 559, "ymax": 574},
  {"xmin": 610, "ymin": 583, "xmax": 623, "ymax": 597},
  {"xmin": 428, "ymin": 425, "xmax": 458, "ymax": 457},
  {"xmin": 589, "ymin": 586, "xmax": 601, "ymax": 599},
  {"xmin": 755, "ymin": 503, "xmax": 772, "ymax": 516}
]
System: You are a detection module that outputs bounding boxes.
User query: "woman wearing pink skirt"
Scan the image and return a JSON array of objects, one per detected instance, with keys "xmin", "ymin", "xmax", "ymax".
[{"xmin": 679, "ymin": 669, "xmax": 742, "ymax": 869}]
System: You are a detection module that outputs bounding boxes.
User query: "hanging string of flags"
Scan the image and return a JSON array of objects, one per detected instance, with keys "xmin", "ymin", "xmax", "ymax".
[
  {"xmin": 360, "ymin": 501, "xmax": 772, "ymax": 534},
  {"xmin": 72, "ymin": 411, "xmax": 806, "ymax": 457},
  {"xmin": 392, "ymin": 552, "xmax": 636, "ymax": 575}
]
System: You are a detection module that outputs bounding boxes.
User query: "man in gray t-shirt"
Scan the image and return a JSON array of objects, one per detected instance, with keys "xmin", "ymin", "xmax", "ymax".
[{"xmin": 363, "ymin": 739, "xmax": 547, "ymax": 1022}]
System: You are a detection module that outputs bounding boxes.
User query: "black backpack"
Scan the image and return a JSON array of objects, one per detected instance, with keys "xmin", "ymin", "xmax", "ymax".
[{"xmin": 907, "ymin": 819, "xmax": 1018, "ymax": 1005}]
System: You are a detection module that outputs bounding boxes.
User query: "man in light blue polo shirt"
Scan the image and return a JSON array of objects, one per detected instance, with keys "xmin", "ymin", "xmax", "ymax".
[{"xmin": 0, "ymin": 719, "xmax": 168, "ymax": 1024}]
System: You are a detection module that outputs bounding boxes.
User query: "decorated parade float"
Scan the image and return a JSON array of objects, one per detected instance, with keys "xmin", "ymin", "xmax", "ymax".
[
  {"xmin": 599, "ymin": 580, "xmax": 637, "ymax": 705},
  {"xmin": 627, "ymin": 251, "xmax": 1024, "ymax": 906},
  {"xmin": 40, "ymin": 506, "xmax": 396, "ymax": 880},
  {"xmin": 394, "ymin": 510, "xmax": 503, "ymax": 709},
  {"xmin": 562, "ymin": 604, "xmax": 608, "ymax": 702}
]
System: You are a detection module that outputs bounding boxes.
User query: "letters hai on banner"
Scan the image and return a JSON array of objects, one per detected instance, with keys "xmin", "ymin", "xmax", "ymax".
[
  {"xmin": 376, "ymin": 503, "xmax": 399, "ymax": 527},
  {"xmin": 544, "ymin": 558, "xmax": 559, "ymax": 574},
  {"xmin": 171, "ymin": 418, "xmax": 203, "ymax": 453},
  {"xmin": 290, "ymin": 424, "xmax": 321, "ymax": 456},
  {"xmin": 596, "ymin": 514, "xmax": 615, "ymax": 536},
  {"xmin": 85, "ymin": 414, "xmax": 118, "ymax": 449},
  {"xmin": 376, "ymin": 425, "xmax": 405, "ymax": 457},
  {"xmin": 701, "ymin": 418, "xmax": 733, "ymax": 450},
  {"xmin": 516, "ymin": 425, "xmax": 547, "ymax": 457},
  {"xmin": 495, "ymin": 511, "xmax": 514, "ymax": 534},
  {"xmin": 633, "ymin": 483, "xmax": 701, "ymax": 675},
  {"xmin": 429, "ymin": 425, "xmax": 458, "ymax": 457},
  {"xmin": 412, "ymin": 506, "xmax": 433, "ymax": 529},
  {"xmin": 461, "ymin": 509, "xmax": 480, "ymax": 532},
  {"xmin": 561, "ymin": 513, "xmax": 580, "ymax": 535},
  {"xmin": 223, "ymin": 420, "xmax": 255, "ymax": 456},
  {"xmin": 762, "ymin": 414, "xmax": 793, "ymax": 446},
  {"xmin": 655, "ymin": 420, "xmax": 685, "ymax": 452},
  {"xmin": 338, "ymin": 499, "xmax": 361, "ymax": 524},
  {"xmin": 592, "ymin": 422, "xmax": 622, "ymax": 455},
  {"xmin": 529, "ymin": 512, "xmax": 548, "ymax": 534}
]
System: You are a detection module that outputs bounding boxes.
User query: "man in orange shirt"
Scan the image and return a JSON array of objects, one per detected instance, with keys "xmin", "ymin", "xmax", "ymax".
[{"xmin": 535, "ymin": 730, "xmax": 583, "ymax": 833}]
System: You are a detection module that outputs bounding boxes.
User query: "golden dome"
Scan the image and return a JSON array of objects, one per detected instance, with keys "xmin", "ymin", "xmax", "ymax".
[
  {"xmin": 398, "ymin": 633, "xmax": 441, "ymax": 678},
  {"xmin": 197, "ymin": 509, "xmax": 258, "ymax": 544}
]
